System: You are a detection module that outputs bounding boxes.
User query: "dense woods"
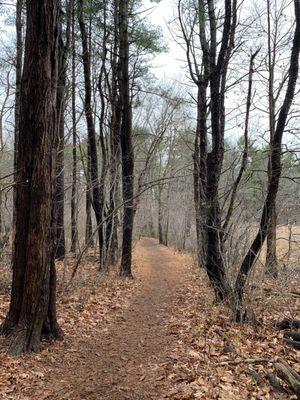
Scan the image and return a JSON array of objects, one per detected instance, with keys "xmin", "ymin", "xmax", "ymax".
[{"xmin": 0, "ymin": 0, "xmax": 299, "ymax": 398}]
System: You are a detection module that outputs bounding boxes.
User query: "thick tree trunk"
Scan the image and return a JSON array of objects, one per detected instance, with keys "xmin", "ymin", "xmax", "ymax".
[
  {"xmin": 1, "ymin": 0, "xmax": 61, "ymax": 355},
  {"xmin": 206, "ymin": 156, "xmax": 230, "ymax": 301},
  {"xmin": 190, "ymin": 0, "xmax": 236, "ymax": 302},
  {"xmin": 118, "ymin": 0, "xmax": 134, "ymax": 278}
]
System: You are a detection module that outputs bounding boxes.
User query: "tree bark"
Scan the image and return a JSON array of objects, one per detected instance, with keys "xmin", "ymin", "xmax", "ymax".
[
  {"xmin": 1, "ymin": 0, "xmax": 62, "ymax": 355},
  {"xmin": 266, "ymin": 208, "xmax": 278, "ymax": 277},
  {"xmin": 118, "ymin": 0, "xmax": 134, "ymax": 278}
]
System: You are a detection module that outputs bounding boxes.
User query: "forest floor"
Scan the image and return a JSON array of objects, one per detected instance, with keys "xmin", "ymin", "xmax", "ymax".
[{"xmin": 0, "ymin": 237, "xmax": 299, "ymax": 399}]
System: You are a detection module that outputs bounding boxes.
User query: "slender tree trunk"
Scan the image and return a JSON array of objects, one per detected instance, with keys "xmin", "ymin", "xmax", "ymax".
[
  {"xmin": 106, "ymin": 3, "xmax": 121, "ymax": 265},
  {"xmin": 158, "ymin": 185, "xmax": 163, "ymax": 245},
  {"xmin": 265, "ymin": 0, "xmax": 278, "ymax": 278},
  {"xmin": 85, "ymin": 146, "xmax": 94, "ymax": 248},
  {"xmin": 266, "ymin": 208, "xmax": 278, "ymax": 277},
  {"xmin": 118, "ymin": 0, "xmax": 134, "ymax": 278},
  {"xmin": 70, "ymin": 3, "xmax": 78, "ymax": 253},
  {"xmin": 194, "ymin": 82, "xmax": 208, "ymax": 269},
  {"xmin": 54, "ymin": 69, "xmax": 66, "ymax": 260},
  {"xmin": 55, "ymin": 0, "xmax": 72, "ymax": 260},
  {"xmin": 78, "ymin": 0, "xmax": 104, "ymax": 264},
  {"xmin": 1, "ymin": 0, "xmax": 62, "ymax": 355},
  {"xmin": 0, "ymin": 70, "xmax": 11, "ymax": 239},
  {"xmin": 97, "ymin": 4, "xmax": 109, "ymax": 269},
  {"xmin": 12, "ymin": 0, "xmax": 23, "ymax": 253}
]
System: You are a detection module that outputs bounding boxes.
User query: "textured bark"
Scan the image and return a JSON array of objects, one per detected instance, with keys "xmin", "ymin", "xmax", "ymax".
[
  {"xmin": 266, "ymin": 208, "xmax": 278, "ymax": 278},
  {"xmin": 1, "ymin": 0, "xmax": 61, "ymax": 355},
  {"xmin": 118, "ymin": 0, "xmax": 134, "ymax": 278}
]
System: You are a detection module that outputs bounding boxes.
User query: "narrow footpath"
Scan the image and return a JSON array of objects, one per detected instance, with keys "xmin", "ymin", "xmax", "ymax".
[{"xmin": 36, "ymin": 238, "xmax": 190, "ymax": 400}]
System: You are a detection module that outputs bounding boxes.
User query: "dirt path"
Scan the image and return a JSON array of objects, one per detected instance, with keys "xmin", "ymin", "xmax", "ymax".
[{"xmin": 38, "ymin": 238, "xmax": 188, "ymax": 400}]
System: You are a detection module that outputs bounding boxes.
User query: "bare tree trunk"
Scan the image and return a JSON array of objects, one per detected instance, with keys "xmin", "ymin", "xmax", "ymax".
[
  {"xmin": 0, "ymin": 70, "xmax": 12, "ymax": 239},
  {"xmin": 12, "ymin": 0, "xmax": 23, "ymax": 253},
  {"xmin": 193, "ymin": 81, "xmax": 208, "ymax": 269},
  {"xmin": 78, "ymin": 0, "xmax": 104, "ymax": 264},
  {"xmin": 265, "ymin": 0, "xmax": 279, "ymax": 278},
  {"xmin": 118, "ymin": 0, "xmax": 134, "ymax": 278},
  {"xmin": 85, "ymin": 145, "xmax": 94, "ymax": 248},
  {"xmin": 106, "ymin": 1, "xmax": 121, "ymax": 266},
  {"xmin": 1, "ymin": 0, "xmax": 62, "ymax": 355},
  {"xmin": 54, "ymin": 0, "xmax": 72, "ymax": 260},
  {"xmin": 266, "ymin": 208, "xmax": 278, "ymax": 277},
  {"xmin": 158, "ymin": 185, "xmax": 163, "ymax": 245},
  {"xmin": 70, "ymin": 2, "xmax": 78, "ymax": 253},
  {"xmin": 54, "ymin": 74, "xmax": 66, "ymax": 260}
]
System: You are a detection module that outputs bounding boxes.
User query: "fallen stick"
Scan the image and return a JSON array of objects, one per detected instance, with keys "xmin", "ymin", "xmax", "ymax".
[
  {"xmin": 283, "ymin": 338, "xmax": 300, "ymax": 350},
  {"xmin": 266, "ymin": 372, "xmax": 287, "ymax": 394},
  {"xmin": 220, "ymin": 358, "xmax": 276, "ymax": 366},
  {"xmin": 284, "ymin": 331, "xmax": 300, "ymax": 342},
  {"xmin": 247, "ymin": 368, "xmax": 264, "ymax": 386},
  {"xmin": 274, "ymin": 360, "xmax": 300, "ymax": 395}
]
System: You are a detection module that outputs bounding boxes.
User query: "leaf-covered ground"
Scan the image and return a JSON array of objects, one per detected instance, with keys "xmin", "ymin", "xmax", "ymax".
[{"xmin": 0, "ymin": 238, "xmax": 299, "ymax": 399}]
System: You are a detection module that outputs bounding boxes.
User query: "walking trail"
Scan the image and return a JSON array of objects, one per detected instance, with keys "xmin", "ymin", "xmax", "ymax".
[{"xmin": 36, "ymin": 237, "xmax": 190, "ymax": 400}]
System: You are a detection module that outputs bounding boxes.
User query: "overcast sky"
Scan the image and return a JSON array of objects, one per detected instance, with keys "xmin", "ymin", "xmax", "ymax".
[{"xmin": 143, "ymin": 0, "xmax": 186, "ymax": 81}]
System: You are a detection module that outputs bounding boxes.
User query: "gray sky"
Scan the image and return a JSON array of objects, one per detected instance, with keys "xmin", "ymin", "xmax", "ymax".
[{"xmin": 143, "ymin": 0, "xmax": 186, "ymax": 80}]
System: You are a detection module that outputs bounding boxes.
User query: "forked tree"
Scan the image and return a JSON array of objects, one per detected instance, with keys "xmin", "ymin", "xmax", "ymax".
[
  {"xmin": 235, "ymin": 0, "xmax": 300, "ymax": 319},
  {"xmin": 179, "ymin": 0, "xmax": 300, "ymax": 312}
]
